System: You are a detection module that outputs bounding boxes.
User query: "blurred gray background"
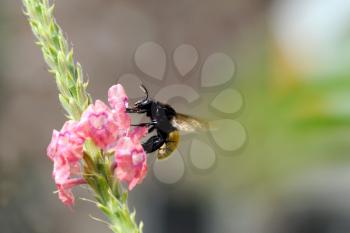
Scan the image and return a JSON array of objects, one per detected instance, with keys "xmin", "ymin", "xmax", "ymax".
[{"xmin": 2, "ymin": 0, "xmax": 350, "ymax": 233}]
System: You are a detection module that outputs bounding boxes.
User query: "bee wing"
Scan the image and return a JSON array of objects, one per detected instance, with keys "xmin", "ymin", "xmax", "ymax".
[{"xmin": 171, "ymin": 113, "xmax": 209, "ymax": 132}]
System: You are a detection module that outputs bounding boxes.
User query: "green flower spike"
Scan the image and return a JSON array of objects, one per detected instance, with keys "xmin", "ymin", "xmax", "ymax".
[{"xmin": 22, "ymin": 0, "xmax": 143, "ymax": 232}]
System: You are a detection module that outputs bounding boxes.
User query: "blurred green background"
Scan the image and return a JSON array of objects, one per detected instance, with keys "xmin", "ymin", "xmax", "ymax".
[{"xmin": 1, "ymin": 0, "xmax": 350, "ymax": 233}]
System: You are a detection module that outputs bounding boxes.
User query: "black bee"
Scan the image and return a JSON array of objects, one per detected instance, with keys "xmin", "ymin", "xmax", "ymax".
[{"xmin": 126, "ymin": 85, "xmax": 207, "ymax": 160}]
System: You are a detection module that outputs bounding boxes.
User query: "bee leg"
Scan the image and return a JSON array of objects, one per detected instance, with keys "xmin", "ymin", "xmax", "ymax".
[
  {"xmin": 148, "ymin": 125, "xmax": 156, "ymax": 133},
  {"xmin": 142, "ymin": 135, "xmax": 166, "ymax": 153},
  {"xmin": 131, "ymin": 120, "xmax": 157, "ymax": 127},
  {"xmin": 126, "ymin": 107, "xmax": 136, "ymax": 113},
  {"xmin": 126, "ymin": 108, "xmax": 148, "ymax": 114},
  {"xmin": 131, "ymin": 123, "xmax": 152, "ymax": 127}
]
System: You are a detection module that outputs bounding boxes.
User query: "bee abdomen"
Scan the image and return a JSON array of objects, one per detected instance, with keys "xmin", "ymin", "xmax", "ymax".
[{"xmin": 157, "ymin": 130, "xmax": 180, "ymax": 160}]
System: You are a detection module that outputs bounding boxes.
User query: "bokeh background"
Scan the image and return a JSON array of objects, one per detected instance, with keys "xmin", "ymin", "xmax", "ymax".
[{"xmin": 2, "ymin": 0, "xmax": 350, "ymax": 233}]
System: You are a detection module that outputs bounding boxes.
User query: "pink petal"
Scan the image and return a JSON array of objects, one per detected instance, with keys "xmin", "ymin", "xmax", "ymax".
[
  {"xmin": 57, "ymin": 184, "xmax": 75, "ymax": 206},
  {"xmin": 130, "ymin": 127, "xmax": 148, "ymax": 143},
  {"xmin": 114, "ymin": 135, "xmax": 148, "ymax": 190},
  {"xmin": 128, "ymin": 162, "xmax": 147, "ymax": 190},
  {"xmin": 47, "ymin": 130, "xmax": 59, "ymax": 161},
  {"xmin": 108, "ymin": 84, "xmax": 129, "ymax": 110},
  {"xmin": 79, "ymin": 100, "xmax": 119, "ymax": 148},
  {"xmin": 52, "ymin": 156, "xmax": 70, "ymax": 184},
  {"xmin": 47, "ymin": 120, "xmax": 86, "ymax": 207}
]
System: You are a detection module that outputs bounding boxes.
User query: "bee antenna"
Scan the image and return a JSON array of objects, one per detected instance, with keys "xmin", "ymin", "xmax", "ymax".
[{"xmin": 140, "ymin": 84, "xmax": 149, "ymax": 101}]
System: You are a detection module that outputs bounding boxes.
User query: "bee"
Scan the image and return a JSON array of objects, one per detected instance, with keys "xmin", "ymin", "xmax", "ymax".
[{"xmin": 126, "ymin": 85, "xmax": 207, "ymax": 160}]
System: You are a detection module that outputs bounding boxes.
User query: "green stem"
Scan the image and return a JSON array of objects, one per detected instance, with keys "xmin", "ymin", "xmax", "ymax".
[
  {"xmin": 22, "ymin": 0, "xmax": 142, "ymax": 232},
  {"xmin": 95, "ymin": 177, "xmax": 143, "ymax": 233},
  {"xmin": 83, "ymin": 152, "xmax": 143, "ymax": 233}
]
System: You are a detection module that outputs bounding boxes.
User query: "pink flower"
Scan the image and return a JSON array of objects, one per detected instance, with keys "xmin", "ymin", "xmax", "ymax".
[
  {"xmin": 108, "ymin": 85, "xmax": 131, "ymax": 135},
  {"xmin": 78, "ymin": 85, "xmax": 132, "ymax": 150},
  {"xmin": 108, "ymin": 84, "xmax": 129, "ymax": 110},
  {"xmin": 47, "ymin": 84, "xmax": 149, "ymax": 206},
  {"xmin": 47, "ymin": 120, "xmax": 85, "ymax": 206},
  {"xmin": 57, "ymin": 185, "xmax": 74, "ymax": 207},
  {"xmin": 56, "ymin": 178, "xmax": 86, "ymax": 207},
  {"xmin": 52, "ymin": 156, "xmax": 70, "ymax": 184},
  {"xmin": 52, "ymin": 156, "xmax": 81, "ymax": 184},
  {"xmin": 47, "ymin": 121, "xmax": 84, "ymax": 184},
  {"xmin": 114, "ymin": 127, "xmax": 148, "ymax": 190},
  {"xmin": 79, "ymin": 100, "xmax": 119, "ymax": 149},
  {"xmin": 47, "ymin": 121, "xmax": 84, "ymax": 162},
  {"xmin": 108, "ymin": 85, "xmax": 148, "ymax": 190}
]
